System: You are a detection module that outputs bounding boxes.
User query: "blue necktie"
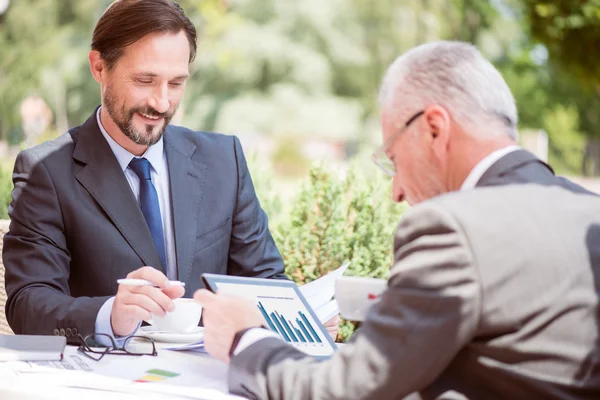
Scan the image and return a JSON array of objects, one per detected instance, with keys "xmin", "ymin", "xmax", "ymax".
[{"xmin": 129, "ymin": 158, "xmax": 166, "ymax": 270}]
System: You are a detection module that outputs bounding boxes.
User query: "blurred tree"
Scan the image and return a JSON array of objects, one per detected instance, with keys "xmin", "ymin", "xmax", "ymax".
[
  {"xmin": 453, "ymin": 0, "xmax": 499, "ymax": 42},
  {"xmin": 0, "ymin": 0, "xmax": 597, "ymax": 175},
  {"xmin": 0, "ymin": 0, "xmax": 104, "ymax": 139},
  {"xmin": 521, "ymin": 0, "xmax": 600, "ymax": 175},
  {"xmin": 184, "ymin": 0, "xmax": 432, "ymax": 146},
  {"xmin": 523, "ymin": 0, "xmax": 600, "ymax": 87}
]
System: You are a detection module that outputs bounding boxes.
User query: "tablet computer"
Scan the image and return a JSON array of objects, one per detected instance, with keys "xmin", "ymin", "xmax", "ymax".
[{"xmin": 201, "ymin": 273, "xmax": 337, "ymax": 359}]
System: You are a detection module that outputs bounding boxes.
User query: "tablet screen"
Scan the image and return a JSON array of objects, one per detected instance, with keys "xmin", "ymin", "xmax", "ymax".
[{"xmin": 203, "ymin": 275, "xmax": 337, "ymax": 358}]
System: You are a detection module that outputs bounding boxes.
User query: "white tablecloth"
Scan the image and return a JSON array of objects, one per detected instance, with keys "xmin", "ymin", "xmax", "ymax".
[{"xmin": 0, "ymin": 343, "xmax": 244, "ymax": 400}]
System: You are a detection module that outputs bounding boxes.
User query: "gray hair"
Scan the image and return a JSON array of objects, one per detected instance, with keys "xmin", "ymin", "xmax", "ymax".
[{"xmin": 379, "ymin": 41, "xmax": 518, "ymax": 140}]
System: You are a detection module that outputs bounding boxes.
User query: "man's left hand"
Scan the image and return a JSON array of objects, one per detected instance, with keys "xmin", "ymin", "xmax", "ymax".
[{"xmin": 194, "ymin": 289, "xmax": 265, "ymax": 363}]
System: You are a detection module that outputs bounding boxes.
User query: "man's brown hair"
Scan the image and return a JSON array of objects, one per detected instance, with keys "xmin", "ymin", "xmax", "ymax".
[{"xmin": 91, "ymin": 0, "xmax": 197, "ymax": 70}]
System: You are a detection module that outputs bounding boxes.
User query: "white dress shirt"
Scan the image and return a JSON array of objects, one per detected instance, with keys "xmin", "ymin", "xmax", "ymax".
[
  {"xmin": 94, "ymin": 107, "xmax": 177, "ymax": 342},
  {"xmin": 460, "ymin": 145, "xmax": 520, "ymax": 190},
  {"xmin": 234, "ymin": 145, "xmax": 522, "ymax": 356}
]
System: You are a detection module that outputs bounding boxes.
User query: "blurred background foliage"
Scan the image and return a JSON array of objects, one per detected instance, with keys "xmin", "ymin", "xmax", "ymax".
[
  {"xmin": 1, "ymin": 0, "xmax": 599, "ymax": 177},
  {"xmin": 250, "ymin": 156, "xmax": 407, "ymax": 341}
]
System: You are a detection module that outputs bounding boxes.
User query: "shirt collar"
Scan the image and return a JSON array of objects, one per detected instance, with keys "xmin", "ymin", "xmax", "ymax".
[
  {"xmin": 96, "ymin": 107, "xmax": 164, "ymax": 175},
  {"xmin": 460, "ymin": 145, "xmax": 521, "ymax": 190}
]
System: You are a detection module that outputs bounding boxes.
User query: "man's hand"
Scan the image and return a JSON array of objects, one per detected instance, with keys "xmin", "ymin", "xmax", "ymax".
[
  {"xmin": 111, "ymin": 267, "xmax": 185, "ymax": 337},
  {"xmin": 194, "ymin": 289, "xmax": 265, "ymax": 363},
  {"xmin": 323, "ymin": 314, "xmax": 341, "ymax": 341}
]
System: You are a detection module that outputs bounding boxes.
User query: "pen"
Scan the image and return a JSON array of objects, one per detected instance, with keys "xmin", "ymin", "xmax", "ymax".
[{"xmin": 117, "ymin": 278, "xmax": 185, "ymax": 287}]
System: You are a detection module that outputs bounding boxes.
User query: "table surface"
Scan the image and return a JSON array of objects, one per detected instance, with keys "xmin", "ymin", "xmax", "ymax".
[{"xmin": 0, "ymin": 342, "xmax": 245, "ymax": 400}]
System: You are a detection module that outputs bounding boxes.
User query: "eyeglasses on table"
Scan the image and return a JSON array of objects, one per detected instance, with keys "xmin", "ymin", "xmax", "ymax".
[{"xmin": 76, "ymin": 333, "xmax": 157, "ymax": 361}]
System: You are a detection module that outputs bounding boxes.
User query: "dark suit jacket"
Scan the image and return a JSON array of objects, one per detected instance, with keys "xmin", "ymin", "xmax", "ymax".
[
  {"xmin": 2, "ymin": 110, "xmax": 285, "ymax": 340},
  {"xmin": 228, "ymin": 149, "xmax": 600, "ymax": 400}
]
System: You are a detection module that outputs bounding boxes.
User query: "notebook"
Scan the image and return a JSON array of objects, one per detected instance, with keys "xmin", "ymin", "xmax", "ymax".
[{"xmin": 0, "ymin": 334, "xmax": 67, "ymax": 361}]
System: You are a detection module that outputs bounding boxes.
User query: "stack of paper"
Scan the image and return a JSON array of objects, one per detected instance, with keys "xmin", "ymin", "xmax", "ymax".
[{"xmin": 299, "ymin": 262, "xmax": 350, "ymax": 323}]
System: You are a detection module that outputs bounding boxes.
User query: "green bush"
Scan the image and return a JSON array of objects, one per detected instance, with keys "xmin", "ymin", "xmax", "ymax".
[
  {"xmin": 252, "ymin": 159, "xmax": 407, "ymax": 341},
  {"xmin": 0, "ymin": 166, "xmax": 12, "ymax": 220}
]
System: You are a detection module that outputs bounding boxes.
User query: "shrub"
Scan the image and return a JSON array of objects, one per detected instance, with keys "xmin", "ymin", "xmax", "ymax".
[{"xmin": 252, "ymin": 158, "xmax": 407, "ymax": 341}]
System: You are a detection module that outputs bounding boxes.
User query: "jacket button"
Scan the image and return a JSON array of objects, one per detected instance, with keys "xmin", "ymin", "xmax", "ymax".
[
  {"xmin": 60, "ymin": 328, "xmax": 66, "ymax": 336},
  {"xmin": 66, "ymin": 328, "xmax": 72, "ymax": 337},
  {"xmin": 53, "ymin": 329, "xmax": 60, "ymax": 335}
]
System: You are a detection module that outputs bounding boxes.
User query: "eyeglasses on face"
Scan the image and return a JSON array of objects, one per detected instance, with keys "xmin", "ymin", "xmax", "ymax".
[
  {"xmin": 76, "ymin": 333, "xmax": 157, "ymax": 361},
  {"xmin": 371, "ymin": 110, "xmax": 424, "ymax": 176}
]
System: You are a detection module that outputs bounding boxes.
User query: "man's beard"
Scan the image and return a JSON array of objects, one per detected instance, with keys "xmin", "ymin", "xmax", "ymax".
[{"xmin": 103, "ymin": 88, "xmax": 176, "ymax": 146}]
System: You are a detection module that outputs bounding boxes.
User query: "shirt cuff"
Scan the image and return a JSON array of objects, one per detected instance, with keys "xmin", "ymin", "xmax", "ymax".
[
  {"xmin": 233, "ymin": 328, "xmax": 281, "ymax": 356},
  {"xmin": 94, "ymin": 296, "xmax": 141, "ymax": 347}
]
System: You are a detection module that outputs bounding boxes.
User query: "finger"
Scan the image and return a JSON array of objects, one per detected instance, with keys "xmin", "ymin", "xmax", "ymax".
[
  {"xmin": 123, "ymin": 292, "xmax": 169, "ymax": 316},
  {"xmin": 127, "ymin": 266, "xmax": 170, "ymax": 289},
  {"xmin": 132, "ymin": 286, "xmax": 176, "ymax": 313},
  {"xmin": 162, "ymin": 285, "xmax": 185, "ymax": 299},
  {"xmin": 324, "ymin": 314, "xmax": 341, "ymax": 327},
  {"xmin": 122, "ymin": 292, "xmax": 165, "ymax": 316},
  {"xmin": 326, "ymin": 326, "xmax": 338, "ymax": 334},
  {"xmin": 194, "ymin": 289, "xmax": 217, "ymax": 305}
]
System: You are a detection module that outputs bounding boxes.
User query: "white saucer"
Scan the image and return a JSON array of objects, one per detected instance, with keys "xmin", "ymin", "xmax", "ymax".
[{"xmin": 137, "ymin": 325, "xmax": 204, "ymax": 343}]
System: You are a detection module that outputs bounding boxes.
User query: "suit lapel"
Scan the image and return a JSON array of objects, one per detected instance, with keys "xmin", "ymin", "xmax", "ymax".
[
  {"xmin": 476, "ymin": 149, "xmax": 554, "ymax": 187},
  {"xmin": 164, "ymin": 129, "xmax": 207, "ymax": 285},
  {"xmin": 72, "ymin": 111, "xmax": 163, "ymax": 270}
]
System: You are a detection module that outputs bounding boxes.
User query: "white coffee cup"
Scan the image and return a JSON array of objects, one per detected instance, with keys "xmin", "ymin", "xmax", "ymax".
[
  {"xmin": 151, "ymin": 298, "xmax": 203, "ymax": 333},
  {"xmin": 335, "ymin": 276, "xmax": 387, "ymax": 321}
]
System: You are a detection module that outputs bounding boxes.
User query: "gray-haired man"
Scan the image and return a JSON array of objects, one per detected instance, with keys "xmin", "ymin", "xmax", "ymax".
[{"xmin": 195, "ymin": 41, "xmax": 600, "ymax": 399}]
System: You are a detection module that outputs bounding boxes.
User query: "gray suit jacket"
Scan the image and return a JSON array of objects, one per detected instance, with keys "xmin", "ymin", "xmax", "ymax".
[
  {"xmin": 229, "ymin": 150, "xmax": 600, "ymax": 399},
  {"xmin": 3, "ymin": 110, "xmax": 285, "ymax": 341}
]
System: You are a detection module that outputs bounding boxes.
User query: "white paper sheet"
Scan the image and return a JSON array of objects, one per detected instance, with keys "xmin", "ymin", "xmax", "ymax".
[
  {"xmin": 314, "ymin": 299, "xmax": 339, "ymax": 323},
  {"xmin": 5, "ymin": 346, "xmax": 241, "ymax": 399},
  {"xmin": 2, "ymin": 370, "xmax": 242, "ymax": 400},
  {"xmin": 163, "ymin": 341, "xmax": 205, "ymax": 351},
  {"xmin": 299, "ymin": 262, "xmax": 349, "ymax": 322}
]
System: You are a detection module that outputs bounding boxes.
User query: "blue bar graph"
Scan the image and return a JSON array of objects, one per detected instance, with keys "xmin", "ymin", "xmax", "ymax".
[
  {"xmin": 257, "ymin": 302, "xmax": 320, "ymax": 344},
  {"xmin": 297, "ymin": 318, "xmax": 314, "ymax": 343},
  {"xmin": 293, "ymin": 324, "xmax": 306, "ymax": 342},
  {"xmin": 270, "ymin": 312, "xmax": 291, "ymax": 342},
  {"xmin": 258, "ymin": 302, "xmax": 277, "ymax": 332},
  {"xmin": 300, "ymin": 311, "xmax": 322, "ymax": 343},
  {"xmin": 278, "ymin": 314, "xmax": 298, "ymax": 342}
]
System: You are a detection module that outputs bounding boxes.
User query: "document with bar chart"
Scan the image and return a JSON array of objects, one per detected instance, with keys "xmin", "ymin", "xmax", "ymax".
[{"xmin": 202, "ymin": 274, "xmax": 337, "ymax": 358}]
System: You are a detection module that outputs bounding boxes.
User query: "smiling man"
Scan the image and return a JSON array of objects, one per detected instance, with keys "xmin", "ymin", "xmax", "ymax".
[{"xmin": 2, "ymin": 0, "xmax": 300, "ymax": 344}]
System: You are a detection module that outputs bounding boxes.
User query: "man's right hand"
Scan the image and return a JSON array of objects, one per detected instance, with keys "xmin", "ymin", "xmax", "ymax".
[{"xmin": 111, "ymin": 266, "xmax": 185, "ymax": 337}]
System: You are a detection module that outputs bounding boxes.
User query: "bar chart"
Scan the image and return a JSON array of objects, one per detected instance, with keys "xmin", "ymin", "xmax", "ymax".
[
  {"xmin": 258, "ymin": 302, "xmax": 322, "ymax": 344},
  {"xmin": 213, "ymin": 281, "xmax": 335, "ymax": 357}
]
